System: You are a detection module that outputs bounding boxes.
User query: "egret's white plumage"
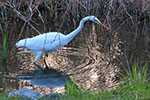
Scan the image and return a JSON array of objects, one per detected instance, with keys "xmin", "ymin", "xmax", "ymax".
[{"xmin": 16, "ymin": 16, "xmax": 110, "ymax": 69}]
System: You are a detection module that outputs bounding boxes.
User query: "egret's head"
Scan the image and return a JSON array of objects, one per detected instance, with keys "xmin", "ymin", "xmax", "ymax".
[
  {"xmin": 85, "ymin": 16, "xmax": 110, "ymax": 31},
  {"xmin": 88, "ymin": 16, "xmax": 100, "ymax": 24}
]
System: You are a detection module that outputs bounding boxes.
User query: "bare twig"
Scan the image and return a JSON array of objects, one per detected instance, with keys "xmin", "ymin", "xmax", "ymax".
[
  {"xmin": 5, "ymin": 1, "xmax": 41, "ymax": 37},
  {"xmin": 36, "ymin": 8, "xmax": 44, "ymax": 23},
  {"xmin": 58, "ymin": 0, "xmax": 72, "ymax": 32},
  {"xmin": 75, "ymin": 0, "xmax": 86, "ymax": 10},
  {"xmin": 44, "ymin": 0, "xmax": 51, "ymax": 10},
  {"xmin": 120, "ymin": 0, "xmax": 134, "ymax": 24}
]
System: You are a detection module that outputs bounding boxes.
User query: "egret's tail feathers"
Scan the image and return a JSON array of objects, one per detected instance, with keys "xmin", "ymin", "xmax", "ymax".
[{"xmin": 16, "ymin": 39, "xmax": 28, "ymax": 47}]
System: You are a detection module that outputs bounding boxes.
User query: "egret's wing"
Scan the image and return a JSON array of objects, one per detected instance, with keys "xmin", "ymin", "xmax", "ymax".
[{"xmin": 25, "ymin": 32, "xmax": 63, "ymax": 52}]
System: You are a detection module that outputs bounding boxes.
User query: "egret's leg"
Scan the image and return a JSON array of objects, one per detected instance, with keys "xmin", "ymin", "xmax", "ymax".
[
  {"xmin": 43, "ymin": 53, "xmax": 49, "ymax": 69},
  {"xmin": 33, "ymin": 62, "xmax": 43, "ymax": 73},
  {"xmin": 33, "ymin": 52, "xmax": 43, "ymax": 63},
  {"xmin": 46, "ymin": 53, "xmax": 48, "ymax": 57},
  {"xmin": 33, "ymin": 52, "xmax": 43, "ymax": 72}
]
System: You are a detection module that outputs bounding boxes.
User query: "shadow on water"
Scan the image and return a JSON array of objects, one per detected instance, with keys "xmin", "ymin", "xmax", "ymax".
[{"xmin": 18, "ymin": 67, "xmax": 71, "ymax": 88}]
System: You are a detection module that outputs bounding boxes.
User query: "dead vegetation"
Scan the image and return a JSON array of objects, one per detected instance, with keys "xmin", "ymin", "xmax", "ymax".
[{"xmin": 1, "ymin": 0, "xmax": 150, "ymax": 92}]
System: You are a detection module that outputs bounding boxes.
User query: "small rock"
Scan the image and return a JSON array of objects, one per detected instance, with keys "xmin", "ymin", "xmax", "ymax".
[
  {"xmin": 40, "ymin": 92, "xmax": 67, "ymax": 100},
  {"xmin": 9, "ymin": 88, "xmax": 42, "ymax": 100}
]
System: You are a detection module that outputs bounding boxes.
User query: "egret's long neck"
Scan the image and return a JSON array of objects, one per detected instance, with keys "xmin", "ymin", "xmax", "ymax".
[{"xmin": 64, "ymin": 19, "xmax": 86, "ymax": 45}]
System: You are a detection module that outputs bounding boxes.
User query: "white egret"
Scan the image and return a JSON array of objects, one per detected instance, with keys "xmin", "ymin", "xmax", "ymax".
[{"xmin": 16, "ymin": 16, "xmax": 110, "ymax": 70}]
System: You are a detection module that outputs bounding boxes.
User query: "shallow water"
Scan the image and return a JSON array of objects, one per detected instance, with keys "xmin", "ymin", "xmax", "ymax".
[
  {"xmin": 0, "ymin": 38, "xmax": 70, "ymax": 93},
  {"xmin": 18, "ymin": 70, "xmax": 68, "ymax": 88}
]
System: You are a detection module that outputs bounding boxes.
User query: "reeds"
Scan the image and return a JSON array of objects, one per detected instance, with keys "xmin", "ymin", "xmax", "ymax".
[
  {"xmin": 2, "ymin": 33, "xmax": 8, "ymax": 74},
  {"xmin": 123, "ymin": 62, "xmax": 148, "ymax": 85}
]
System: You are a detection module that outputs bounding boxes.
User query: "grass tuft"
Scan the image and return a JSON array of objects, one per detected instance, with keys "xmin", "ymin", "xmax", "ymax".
[{"xmin": 65, "ymin": 78, "xmax": 86, "ymax": 97}]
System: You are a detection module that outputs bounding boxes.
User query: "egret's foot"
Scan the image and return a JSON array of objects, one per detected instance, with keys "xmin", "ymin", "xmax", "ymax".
[
  {"xmin": 45, "ymin": 53, "xmax": 48, "ymax": 57},
  {"xmin": 33, "ymin": 63, "xmax": 43, "ymax": 73}
]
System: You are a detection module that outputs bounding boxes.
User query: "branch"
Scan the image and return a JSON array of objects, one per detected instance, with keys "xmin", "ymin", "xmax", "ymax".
[{"xmin": 5, "ymin": 1, "xmax": 41, "ymax": 36}]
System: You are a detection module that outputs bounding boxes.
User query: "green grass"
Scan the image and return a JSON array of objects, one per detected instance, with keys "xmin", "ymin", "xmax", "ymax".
[
  {"xmin": 0, "ymin": 63, "xmax": 150, "ymax": 100},
  {"xmin": 2, "ymin": 33, "xmax": 8, "ymax": 74}
]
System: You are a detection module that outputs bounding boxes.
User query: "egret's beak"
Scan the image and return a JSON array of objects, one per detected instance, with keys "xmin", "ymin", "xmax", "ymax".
[{"xmin": 98, "ymin": 21, "xmax": 110, "ymax": 31}]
